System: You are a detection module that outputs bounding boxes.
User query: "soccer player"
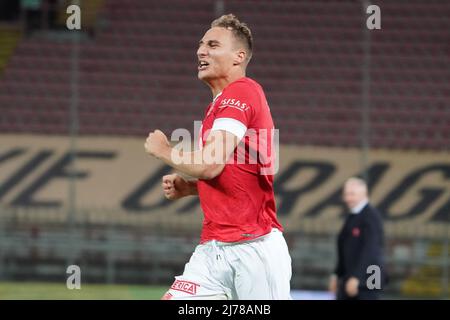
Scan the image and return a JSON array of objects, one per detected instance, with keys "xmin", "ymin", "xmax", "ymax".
[{"xmin": 144, "ymin": 14, "xmax": 292, "ymax": 300}]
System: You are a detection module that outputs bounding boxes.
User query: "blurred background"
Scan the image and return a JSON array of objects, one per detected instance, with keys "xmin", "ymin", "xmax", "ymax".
[{"xmin": 0, "ymin": 0, "xmax": 448, "ymax": 299}]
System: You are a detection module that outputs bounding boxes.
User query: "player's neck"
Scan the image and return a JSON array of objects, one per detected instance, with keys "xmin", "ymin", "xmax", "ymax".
[{"xmin": 208, "ymin": 70, "xmax": 246, "ymax": 98}]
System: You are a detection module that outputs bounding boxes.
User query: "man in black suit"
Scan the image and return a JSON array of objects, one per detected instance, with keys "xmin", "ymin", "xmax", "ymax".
[{"xmin": 328, "ymin": 177, "xmax": 385, "ymax": 300}]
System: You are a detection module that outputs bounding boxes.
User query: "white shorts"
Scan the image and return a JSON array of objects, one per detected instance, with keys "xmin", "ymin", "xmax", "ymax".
[{"xmin": 163, "ymin": 228, "xmax": 292, "ymax": 300}]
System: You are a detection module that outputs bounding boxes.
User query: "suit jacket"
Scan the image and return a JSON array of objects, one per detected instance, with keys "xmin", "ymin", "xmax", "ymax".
[{"xmin": 334, "ymin": 203, "xmax": 386, "ymax": 289}]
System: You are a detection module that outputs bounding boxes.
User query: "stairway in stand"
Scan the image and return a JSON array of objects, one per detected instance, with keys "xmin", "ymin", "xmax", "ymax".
[{"xmin": 0, "ymin": 25, "xmax": 21, "ymax": 75}]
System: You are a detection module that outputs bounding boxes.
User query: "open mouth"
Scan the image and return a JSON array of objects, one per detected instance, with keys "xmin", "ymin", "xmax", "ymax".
[{"xmin": 198, "ymin": 61, "xmax": 210, "ymax": 71}]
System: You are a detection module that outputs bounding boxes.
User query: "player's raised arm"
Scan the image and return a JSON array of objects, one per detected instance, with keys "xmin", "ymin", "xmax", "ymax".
[{"xmin": 144, "ymin": 129, "xmax": 240, "ymax": 180}]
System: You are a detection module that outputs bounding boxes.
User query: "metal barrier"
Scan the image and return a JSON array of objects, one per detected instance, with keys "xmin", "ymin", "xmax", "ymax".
[{"xmin": 0, "ymin": 207, "xmax": 448, "ymax": 299}]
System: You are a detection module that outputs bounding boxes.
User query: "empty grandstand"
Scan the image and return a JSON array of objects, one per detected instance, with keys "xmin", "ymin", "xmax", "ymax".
[{"xmin": 0, "ymin": 0, "xmax": 448, "ymax": 299}]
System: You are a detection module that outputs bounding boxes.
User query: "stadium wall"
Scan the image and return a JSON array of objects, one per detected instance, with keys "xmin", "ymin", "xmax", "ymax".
[{"xmin": 0, "ymin": 134, "xmax": 448, "ymax": 239}]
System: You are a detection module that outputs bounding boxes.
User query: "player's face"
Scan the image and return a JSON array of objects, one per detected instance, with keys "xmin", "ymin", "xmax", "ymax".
[
  {"xmin": 197, "ymin": 27, "xmax": 237, "ymax": 82},
  {"xmin": 343, "ymin": 182, "xmax": 366, "ymax": 210}
]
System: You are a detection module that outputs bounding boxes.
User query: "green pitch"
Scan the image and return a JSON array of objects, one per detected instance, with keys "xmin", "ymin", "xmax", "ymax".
[{"xmin": 0, "ymin": 282, "xmax": 168, "ymax": 300}]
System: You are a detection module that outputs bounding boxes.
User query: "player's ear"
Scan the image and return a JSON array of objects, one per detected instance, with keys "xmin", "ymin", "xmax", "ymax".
[{"xmin": 233, "ymin": 49, "xmax": 247, "ymax": 66}]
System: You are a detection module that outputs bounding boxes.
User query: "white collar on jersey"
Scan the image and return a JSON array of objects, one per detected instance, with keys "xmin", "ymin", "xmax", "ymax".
[
  {"xmin": 350, "ymin": 199, "xmax": 369, "ymax": 214},
  {"xmin": 212, "ymin": 92, "xmax": 222, "ymax": 103},
  {"xmin": 206, "ymin": 92, "xmax": 223, "ymax": 117}
]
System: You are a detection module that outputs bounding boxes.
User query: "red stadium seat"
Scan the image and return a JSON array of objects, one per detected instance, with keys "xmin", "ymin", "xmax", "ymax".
[{"xmin": 0, "ymin": 0, "xmax": 448, "ymax": 150}]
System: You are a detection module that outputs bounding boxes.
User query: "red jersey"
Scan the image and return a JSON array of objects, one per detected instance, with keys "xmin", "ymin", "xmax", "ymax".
[{"xmin": 197, "ymin": 77, "xmax": 283, "ymax": 243}]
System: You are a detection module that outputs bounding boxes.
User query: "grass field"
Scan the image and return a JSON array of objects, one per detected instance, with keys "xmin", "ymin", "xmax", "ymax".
[
  {"xmin": 0, "ymin": 282, "xmax": 168, "ymax": 300},
  {"xmin": 1, "ymin": 282, "xmax": 444, "ymax": 300}
]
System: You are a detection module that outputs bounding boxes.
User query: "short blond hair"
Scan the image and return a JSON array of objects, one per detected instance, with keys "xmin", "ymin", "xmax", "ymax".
[{"xmin": 211, "ymin": 14, "xmax": 253, "ymax": 62}]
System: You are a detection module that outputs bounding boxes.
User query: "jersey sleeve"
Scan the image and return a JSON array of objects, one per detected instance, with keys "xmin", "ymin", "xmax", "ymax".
[{"xmin": 210, "ymin": 81, "xmax": 256, "ymax": 140}]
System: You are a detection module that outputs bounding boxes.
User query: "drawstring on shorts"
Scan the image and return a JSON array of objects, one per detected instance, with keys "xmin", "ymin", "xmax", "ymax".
[{"xmin": 211, "ymin": 240, "xmax": 222, "ymax": 260}]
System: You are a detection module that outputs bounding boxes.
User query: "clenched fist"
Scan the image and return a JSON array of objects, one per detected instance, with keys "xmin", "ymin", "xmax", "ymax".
[
  {"xmin": 162, "ymin": 174, "xmax": 191, "ymax": 200},
  {"xmin": 144, "ymin": 129, "xmax": 170, "ymax": 159}
]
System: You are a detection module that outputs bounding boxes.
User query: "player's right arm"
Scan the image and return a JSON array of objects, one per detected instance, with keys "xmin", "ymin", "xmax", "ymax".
[{"xmin": 162, "ymin": 174, "xmax": 198, "ymax": 200}]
